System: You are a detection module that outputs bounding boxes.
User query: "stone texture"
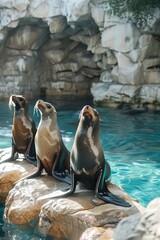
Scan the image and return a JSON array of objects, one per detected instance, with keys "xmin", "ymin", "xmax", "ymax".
[
  {"xmin": 0, "ymin": 149, "xmax": 145, "ymax": 240},
  {"xmin": 0, "ymin": 0, "xmax": 159, "ymax": 107},
  {"xmin": 114, "ymin": 198, "xmax": 160, "ymax": 240},
  {"xmin": 37, "ymin": 189, "xmax": 143, "ymax": 240},
  {"xmin": 0, "ymin": 148, "xmax": 37, "ymax": 204},
  {"xmin": 91, "ymin": 83, "xmax": 141, "ymax": 104},
  {"xmin": 101, "ymin": 23, "xmax": 141, "ymax": 53},
  {"xmin": 79, "ymin": 227, "xmax": 114, "ymax": 240}
]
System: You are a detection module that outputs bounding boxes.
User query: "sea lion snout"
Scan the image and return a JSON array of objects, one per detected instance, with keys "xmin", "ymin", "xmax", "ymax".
[{"xmin": 81, "ymin": 105, "xmax": 99, "ymax": 121}]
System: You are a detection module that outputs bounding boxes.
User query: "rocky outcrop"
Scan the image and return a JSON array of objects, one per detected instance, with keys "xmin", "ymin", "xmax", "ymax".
[
  {"xmin": 0, "ymin": 0, "xmax": 159, "ymax": 108},
  {"xmin": 0, "ymin": 148, "xmax": 37, "ymax": 204},
  {"xmin": 0, "ymin": 149, "xmax": 145, "ymax": 240},
  {"xmin": 114, "ymin": 198, "xmax": 160, "ymax": 240}
]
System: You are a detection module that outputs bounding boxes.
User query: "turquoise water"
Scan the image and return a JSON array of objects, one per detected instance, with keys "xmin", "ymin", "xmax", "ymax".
[{"xmin": 0, "ymin": 100, "xmax": 160, "ymax": 238}]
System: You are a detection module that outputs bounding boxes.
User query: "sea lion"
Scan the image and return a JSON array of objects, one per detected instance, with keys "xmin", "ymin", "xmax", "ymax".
[
  {"xmin": 38, "ymin": 105, "xmax": 131, "ymax": 207},
  {"xmin": 0, "ymin": 95, "xmax": 37, "ymax": 165},
  {"xmin": 20, "ymin": 99, "xmax": 70, "ymax": 181}
]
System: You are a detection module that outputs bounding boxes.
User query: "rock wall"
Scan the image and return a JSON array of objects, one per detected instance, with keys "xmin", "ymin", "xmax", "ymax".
[{"xmin": 0, "ymin": 0, "xmax": 160, "ymax": 108}]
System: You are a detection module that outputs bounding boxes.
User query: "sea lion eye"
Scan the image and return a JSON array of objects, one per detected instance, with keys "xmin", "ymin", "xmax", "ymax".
[
  {"xmin": 19, "ymin": 97, "xmax": 23, "ymax": 101},
  {"xmin": 47, "ymin": 104, "xmax": 51, "ymax": 109}
]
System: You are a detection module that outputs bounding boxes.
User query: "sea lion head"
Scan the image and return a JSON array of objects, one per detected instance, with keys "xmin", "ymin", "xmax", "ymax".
[
  {"xmin": 80, "ymin": 105, "xmax": 100, "ymax": 131},
  {"xmin": 9, "ymin": 95, "xmax": 28, "ymax": 112},
  {"xmin": 34, "ymin": 99, "xmax": 57, "ymax": 120}
]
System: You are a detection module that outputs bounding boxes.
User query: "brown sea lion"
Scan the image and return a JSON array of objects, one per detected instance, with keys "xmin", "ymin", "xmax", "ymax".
[
  {"xmin": 0, "ymin": 95, "xmax": 37, "ymax": 165},
  {"xmin": 20, "ymin": 99, "xmax": 70, "ymax": 181},
  {"xmin": 38, "ymin": 105, "xmax": 131, "ymax": 207}
]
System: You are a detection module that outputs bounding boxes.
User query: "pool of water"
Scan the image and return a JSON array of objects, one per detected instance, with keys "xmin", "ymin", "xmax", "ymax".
[{"xmin": 0, "ymin": 99, "xmax": 160, "ymax": 238}]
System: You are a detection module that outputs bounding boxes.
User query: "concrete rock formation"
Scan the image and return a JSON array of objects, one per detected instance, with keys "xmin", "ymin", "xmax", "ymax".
[
  {"xmin": 0, "ymin": 0, "xmax": 159, "ymax": 108},
  {"xmin": 0, "ymin": 148, "xmax": 144, "ymax": 240},
  {"xmin": 114, "ymin": 198, "xmax": 160, "ymax": 240}
]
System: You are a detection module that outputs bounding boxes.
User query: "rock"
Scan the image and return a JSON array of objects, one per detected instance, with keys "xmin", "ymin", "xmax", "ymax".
[
  {"xmin": 116, "ymin": 52, "xmax": 143, "ymax": 85},
  {"xmin": 114, "ymin": 198, "xmax": 160, "ymax": 240},
  {"xmin": 0, "ymin": 148, "xmax": 37, "ymax": 204},
  {"xmin": 37, "ymin": 185, "xmax": 143, "ymax": 239},
  {"xmin": 0, "ymin": 148, "xmax": 145, "ymax": 239},
  {"xmin": 4, "ymin": 177, "xmax": 68, "ymax": 225},
  {"xmin": 101, "ymin": 23, "xmax": 141, "ymax": 53},
  {"xmin": 91, "ymin": 82, "xmax": 140, "ymax": 103},
  {"xmin": 0, "ymin": 0, "xmax": 159, "ymax": 107},
  {"xmin": 3, "ymin": 176, "xmax": 144, "ymax": 239},
  {"xmin": 79, "ymin": 227, "xmax": 114, "ymax": 240},
  {"xmin": 29, "ymin": 0, "xmax": 62, "ymax": 18},
  {"xmin": 6, "ymin": 25, "xmax": 49, "ymax": 50},
  {"xmin": 140, "ymin": 84, "xmax": 160, "ymax": 103},
  {"xmin": 62, "ymin": 0, "xmax": 91, "ymax": 24}
]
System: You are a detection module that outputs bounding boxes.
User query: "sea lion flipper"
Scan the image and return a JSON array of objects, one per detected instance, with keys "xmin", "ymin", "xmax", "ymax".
[
  {"xmin": 96, "ymin": 190, "xmax": 131, "ymax": 207},
  {"xmin": 96, "ymin": 169, "xmax": 131, "ymax": 207},
  {"xmin": 52, "ymin": 171, "xmax": 71, "ymax": 185},
  {"xmin": 52, "ymin": 151, "xmax": 71, "ymax": 185}
]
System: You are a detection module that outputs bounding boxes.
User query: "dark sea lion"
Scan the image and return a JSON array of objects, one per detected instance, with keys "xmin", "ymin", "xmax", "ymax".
[
  {"xmin": 0, "ymin": 95, "xmax": 37, "ymax": 165},
  {"xmin": 38, "ymin": 105, "xmax": 131, "ymax": 207},
  {"xmin": 20, "ymin": 99, "xmax": 70, "ymax": 181},
  {"xmin": 120, "ymin": 103, "xmax": 148, "ymax": 114}
]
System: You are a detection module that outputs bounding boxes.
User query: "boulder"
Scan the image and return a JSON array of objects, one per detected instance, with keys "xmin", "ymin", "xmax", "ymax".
[
  {"xmin": 101, "ymin": 23, "xmax": 141, "ymax": 53},
  {"xmin": 140, "ymin": 84, "xmax": 160, "ymax": 103},
  {"xmin": 116, "ymin": 52, "xmax": 143, "ymax": 85},
  {"xmin": 0, "ymin": 149, "xmax": 144, "ymax": 240},
  {"xmin": 79, "ymin": 227, "xmax": 114, "ymax": 240},
  {"xmin": 4, "ymin": 176, "xmax": 144, "ymax": 239},
  {"xmin": 0, "ymin": 148, "xmax": 37, "ymax": 204},
  {"xmin": 114, "ymin": 198, "xmax": 160, "ymax": 240},
  {"xmin": 91, "ymin": 82, "xmax": 141, "ymax": 103}
]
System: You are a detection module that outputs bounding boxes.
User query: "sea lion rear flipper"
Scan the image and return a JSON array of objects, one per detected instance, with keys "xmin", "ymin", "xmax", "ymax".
[
  {"xmin": 38, "ymin": 169, "xmax": 76, "ymax": 201},
  {"xmin": 96, "ymin": 169, "xmax": 131, "ymax": 208},
  {"xmin": 96, "ymin": 190, "xmax": 131, "ymax": 207}
]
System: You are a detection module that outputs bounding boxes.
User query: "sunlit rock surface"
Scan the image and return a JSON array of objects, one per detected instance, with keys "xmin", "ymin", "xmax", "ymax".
[
  {"xmin": 0, "ymin": 149, "xmax": 145, "ymax": 240},
  {"xmin": 0, "ymin": 148, "xmax": 37, "ymax": 204},
  {"xmin": 0, "ymin": 0, "xmax": 159, "ymax": 108},
  {"xmin": 114, "ymin": 198, "xmax": 160, "ymax": 240}
]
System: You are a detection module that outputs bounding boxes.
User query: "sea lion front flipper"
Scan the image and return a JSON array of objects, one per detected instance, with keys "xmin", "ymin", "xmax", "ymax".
[
  {"xmin": 38, "ymin": 168, "xmax": 76, "ymax": 201},
  {"xmin": 52, "ymin": 152, "xmax": 71, "ymax": 185},
  {"xmin": 95, "ymin": 169, "xmax": 131, "ymax": 208},
  {"xmin": 25, "ymin": 155, "xmax": 37, "ymax": 166}
]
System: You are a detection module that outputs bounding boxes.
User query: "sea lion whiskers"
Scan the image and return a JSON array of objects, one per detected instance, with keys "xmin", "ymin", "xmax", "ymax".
[{"xmin": 9, "ymin": 96, "xmax": 15, "ymax": 110}]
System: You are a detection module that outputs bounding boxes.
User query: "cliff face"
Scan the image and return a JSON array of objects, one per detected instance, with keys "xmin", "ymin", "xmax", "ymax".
[{"xmin": 0, "ymin": 0, "xmax": 160, "ymax": 108}]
